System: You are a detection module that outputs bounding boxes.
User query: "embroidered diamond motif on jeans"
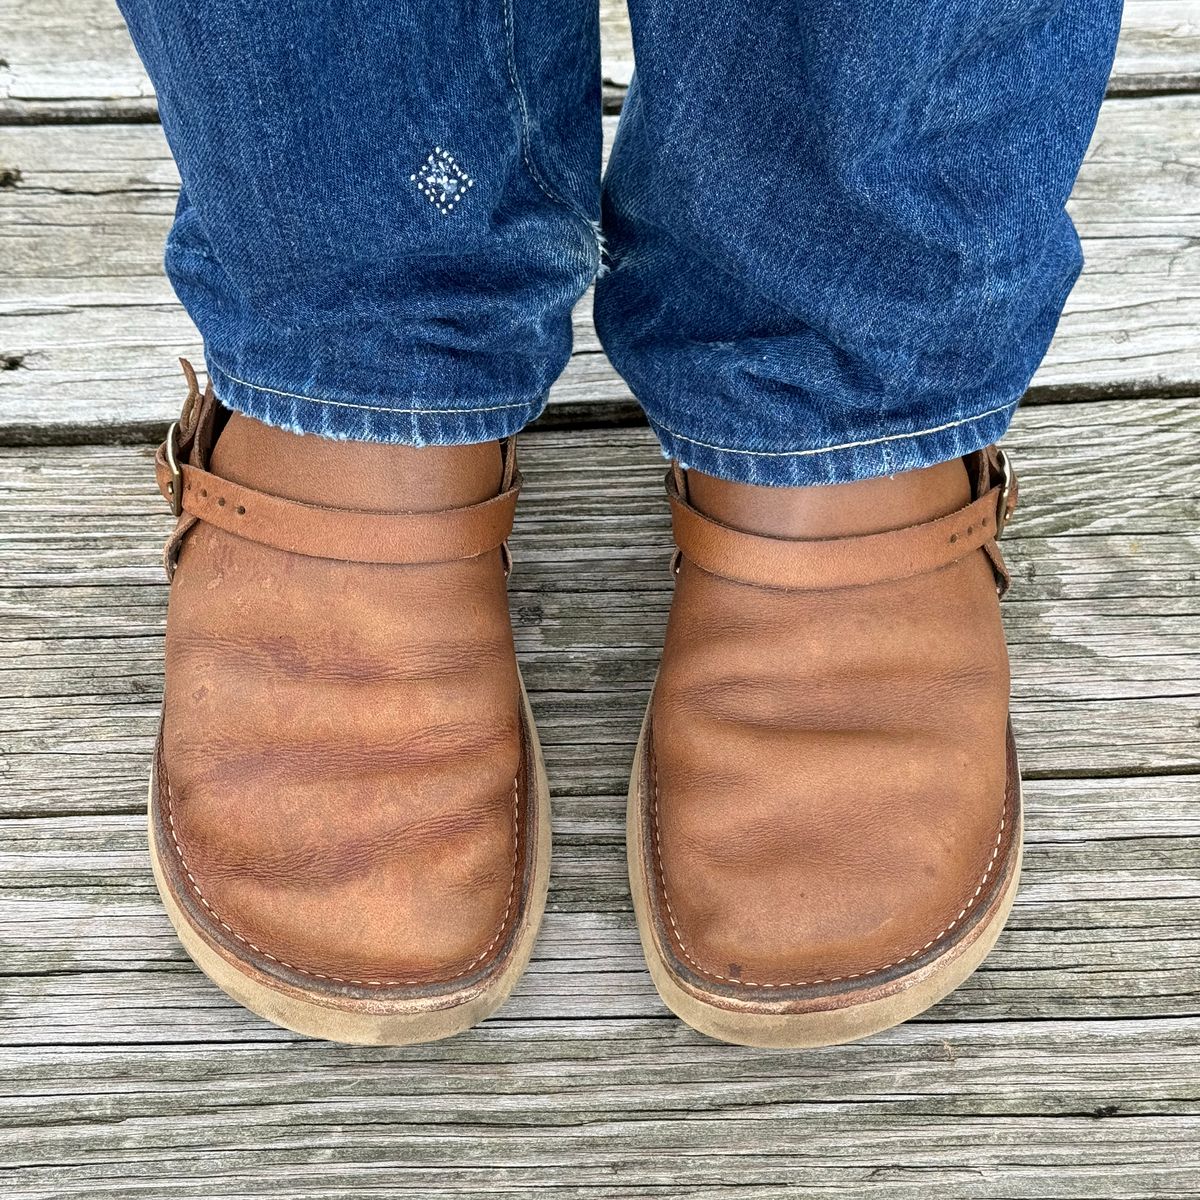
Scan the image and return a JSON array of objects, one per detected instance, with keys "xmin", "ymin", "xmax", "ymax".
[{"xmin": 412, "ymin": 147, "xmax": 475, "ymax": 215}]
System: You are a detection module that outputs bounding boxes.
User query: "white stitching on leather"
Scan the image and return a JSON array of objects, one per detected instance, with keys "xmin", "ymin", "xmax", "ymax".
[
  {"xmin": 163, "ymin": 770, "xmax": 519, "ymax": 987},
  {"xmin": 654, "ymin": 399, "xmax": 1018, "ymax": 459},
  {"xmin": 650, "ymin": 750, "xmax": 1007, "ymax": 988}
]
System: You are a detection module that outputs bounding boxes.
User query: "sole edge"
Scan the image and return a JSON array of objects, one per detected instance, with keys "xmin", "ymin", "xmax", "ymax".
[
  {"xmin": 149, "ymin": 679, "xmax": 551, "ymax": 1047},
  {"xmin": 627, "ymin": 709, "xmax": 1023, "ymax": 1049}
]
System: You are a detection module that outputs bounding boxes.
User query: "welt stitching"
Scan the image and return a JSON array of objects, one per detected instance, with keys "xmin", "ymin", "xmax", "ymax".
[
  {"xmin": 164, "ymin": 769, "xmax": 519, "ymax": 987},
  {"xmin": 654, "ymin": 399, "xmax": 1019, "ymax": 459},
  {"xmin": 214, "ymin": 368, "xmax": 534, "ymax": 416},
  {"xmin": 650, "ymin": 745, "xmax": 1007, "ymax": 989}
]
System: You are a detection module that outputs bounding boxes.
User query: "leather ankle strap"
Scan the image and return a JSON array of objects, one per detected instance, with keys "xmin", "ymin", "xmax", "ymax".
[
  {"xmin": 154, "ymin": 361, "xmax": 519, "ymax": 577},
  {"xmin": 668, "ymin": 447, "xmax": 1017, "ymax": 593}
]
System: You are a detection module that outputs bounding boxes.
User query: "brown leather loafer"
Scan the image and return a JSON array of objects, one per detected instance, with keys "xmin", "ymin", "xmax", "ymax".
[
  {"xmin": 149, "ymin": 363, "xmax": 549, "ymax": 1044},
  {"xmin": 629, "ymin": 448, "xmax": 1021, "ymax": 1047}
]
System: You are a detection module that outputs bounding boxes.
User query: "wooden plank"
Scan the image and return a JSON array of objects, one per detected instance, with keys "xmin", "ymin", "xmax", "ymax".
[
  {"xmin": 0, "ymin": 0, "xmax": 154, "ymax": 123},
  {"xmin": 0, "ymin": 404, "xmax": 1197, "ymax": 1191},
  {"xmin": 1, "ymin": 396, "xmax": 1197, "ymax": 825},
  {"xmin": 5, "ymin": 1018, "xmax": 1199, "ymax": 1116},
  {"xmin": 1, "ymin": 0, "xmax": 1196, "ymax": 123},
  {"xmin": 1108, "ymin": 0, "xmax": 1200, "ymax": 93},
  {"xmin": 0, "ymin": 1024, "xmax": 1196, "ymax": 1196},
  {"xmin": 2, "ymin": 766, "xmax": 1198, "ymax": 1036},
  {"xmin": 4, "ymin": 95, "xmax": 1200, "ymax": 441},
  {"xmin": 599, "ymin": 0, "xmax": 634, "ymax": 89}
]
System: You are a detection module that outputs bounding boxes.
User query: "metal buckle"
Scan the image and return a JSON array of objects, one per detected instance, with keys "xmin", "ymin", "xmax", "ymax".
[
  {"xmin": 164, "ymin": 420, "xmax": 183, "ymax": 517},
  {"xmin": 994, "ymin": 448, "xmax": 1013, "ymax": 536}
]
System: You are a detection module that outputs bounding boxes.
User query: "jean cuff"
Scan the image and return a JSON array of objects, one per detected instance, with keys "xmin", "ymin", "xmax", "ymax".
[
  {"xmin": 206, "ymin": 357, "xmax": 546, "ymax": 447},
  {"xmin": 647, "ymin": 400, "xmax": 1021, "ymax": 487}
]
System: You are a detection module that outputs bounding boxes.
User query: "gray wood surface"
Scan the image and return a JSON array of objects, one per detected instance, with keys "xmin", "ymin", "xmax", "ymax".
[
  {"xmin": 5, "ymin": 95, "xmax": 1200, "ymax": 441},
  {"xmin": 2, "ymin": 399, "xmax": 1200, "ymax": 1194},
  {"xmin": 2, "ymin": 399, "xmax": 1199, "ymax": 818},
  {"xmin": 1, "ymin": 0, "xmax": 1197, "ymax": 121},
  {"xmin": 2, "ymin": 1027, "xmax": 1197, "ymax": 1197},
  {"xmin": 2, "ymin": 403, "xmax": 1200, "ymax": 1196}
]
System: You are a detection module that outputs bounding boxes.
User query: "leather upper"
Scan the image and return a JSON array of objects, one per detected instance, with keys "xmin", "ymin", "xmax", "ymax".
[
  {"xmin": 152, "ymin": 364, "xmax": 530, "ymax": 993},
  {"xmin": 645, "ymin": 448, "xmax": 1019, "ymax": 996}
]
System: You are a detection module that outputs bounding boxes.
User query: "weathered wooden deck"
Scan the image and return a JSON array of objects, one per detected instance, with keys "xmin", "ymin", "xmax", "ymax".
[{"xmin": 2, "ymin": 2, "xmax": 1199, "ymax": 1195}]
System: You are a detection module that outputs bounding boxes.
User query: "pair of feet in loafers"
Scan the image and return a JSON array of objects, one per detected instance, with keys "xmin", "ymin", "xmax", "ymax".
[{"xmin": 151, "ymin": 371, "xmax": 1020, "ymax": 1047}]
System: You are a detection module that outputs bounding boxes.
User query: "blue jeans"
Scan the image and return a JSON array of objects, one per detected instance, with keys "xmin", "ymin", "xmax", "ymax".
[{"xmin": 117, "ymin": 0, "xmax": 1121, "ymax": 485}]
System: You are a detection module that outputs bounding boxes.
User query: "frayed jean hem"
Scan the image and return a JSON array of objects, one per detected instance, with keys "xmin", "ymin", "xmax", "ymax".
[
  {"xmin": 648, "ymin": 400, "xmax": 1020, "ymax": 487},
  {"xmin": 207, "ymin": 359, "xmax": 546, "ymax": 447}
]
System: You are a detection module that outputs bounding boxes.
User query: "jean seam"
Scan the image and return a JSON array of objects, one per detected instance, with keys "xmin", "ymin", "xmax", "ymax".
[
  {"xmin": 654, "ymin": 398, "xmax": 1018, "ymax": 458},
  {"xmin": 212, "ymin": 366, "xmax": 535, "ymax": 416},
  {"xmin": 500, "ymin": 0, "xmax": 596, "ymax": 232}
]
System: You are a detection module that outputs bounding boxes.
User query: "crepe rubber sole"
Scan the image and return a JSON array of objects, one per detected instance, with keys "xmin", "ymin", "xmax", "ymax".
[
  {"xmin": 627, "ymin": 714, "xmax": 1023, "ymax": 1049},
  {"xmin": 149, "ymin": 681, "xmax": 551, "ymax": 1046}
]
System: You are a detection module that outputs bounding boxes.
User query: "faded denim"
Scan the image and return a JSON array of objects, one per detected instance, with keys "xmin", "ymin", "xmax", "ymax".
[{"xmin": 117, "ymin": 0, "xmax": 1121, "ymax": 485}]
